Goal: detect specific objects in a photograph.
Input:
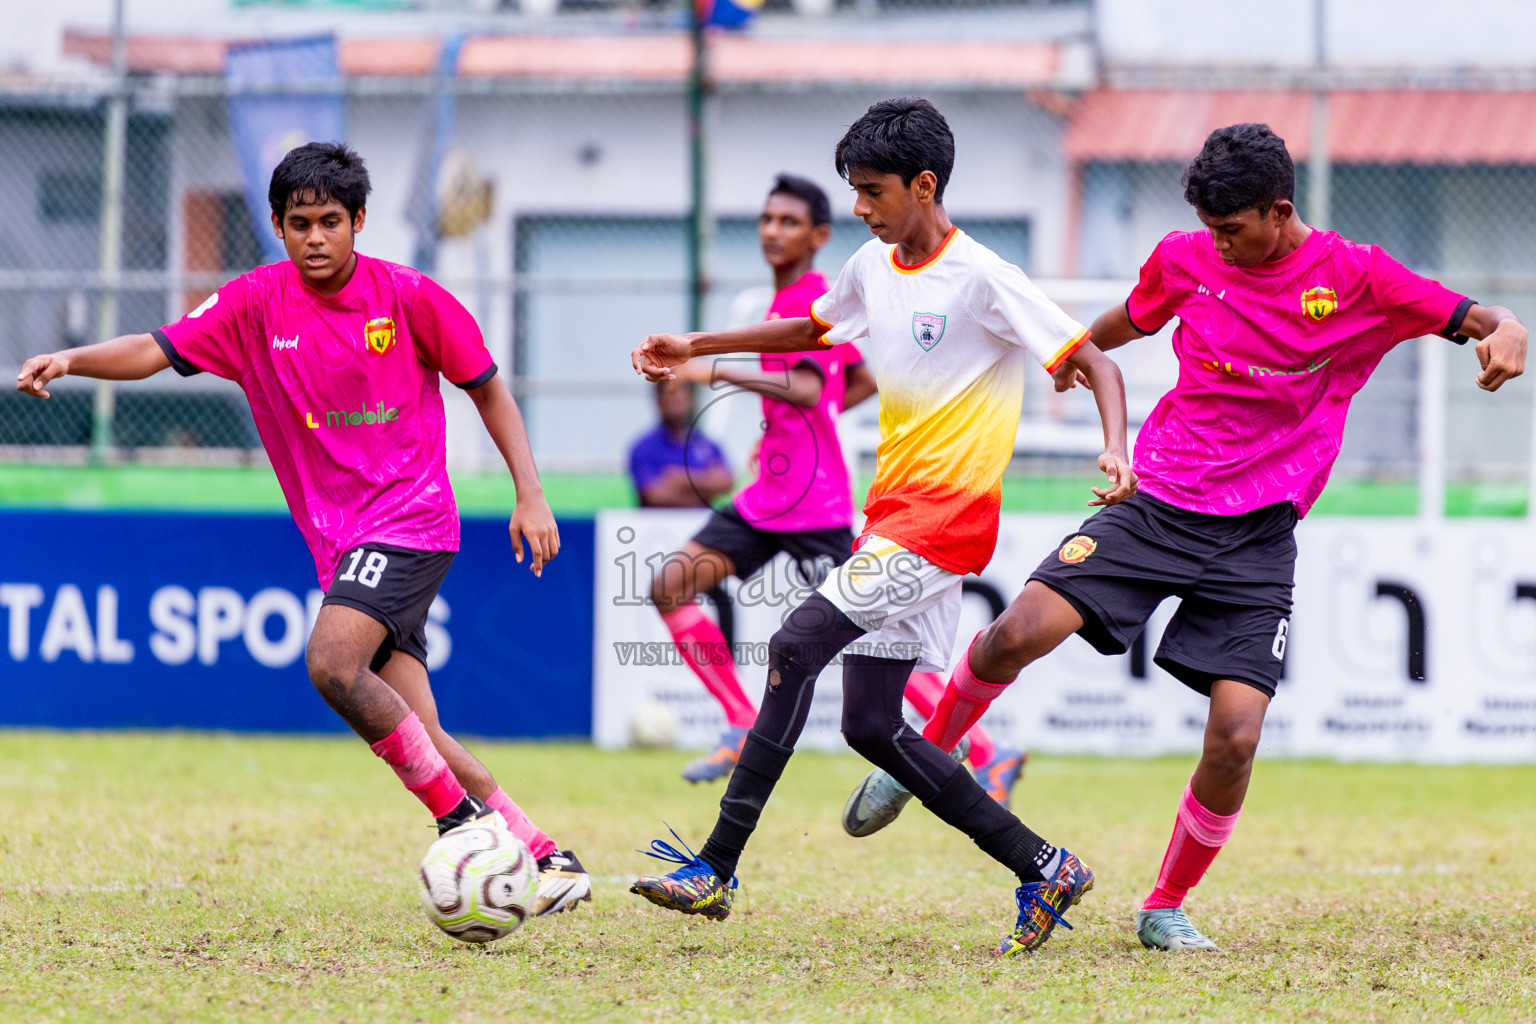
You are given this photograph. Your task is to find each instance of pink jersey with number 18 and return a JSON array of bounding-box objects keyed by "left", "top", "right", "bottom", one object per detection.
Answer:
[
  {"left": 154, "top": 254, "right": 496, "bottom": 586},
  {"left": 1127, "top": 228, "right": 1471, "bottom": 518}
]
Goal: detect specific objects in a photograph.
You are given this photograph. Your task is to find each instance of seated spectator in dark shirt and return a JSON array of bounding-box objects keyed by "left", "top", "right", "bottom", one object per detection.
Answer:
[{"left": 629, "top": 379, "right": 734, "bottom": 508}]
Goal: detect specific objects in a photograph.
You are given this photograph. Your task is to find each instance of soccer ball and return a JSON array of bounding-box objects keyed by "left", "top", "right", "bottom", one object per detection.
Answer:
[
  {"left": 417, "top": 818, "right": 538, "bottom": 943},
  {"left": 630, "top": 697, "right": 679, "bottom": 748}
]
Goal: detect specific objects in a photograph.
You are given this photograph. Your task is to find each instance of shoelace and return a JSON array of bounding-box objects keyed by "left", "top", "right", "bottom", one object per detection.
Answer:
[
  {"left": 638, "top": 824, "right": 739, "bottom": 888},
  {"left": 1014, "top": 883, "right": 1073, "bottom": 933}
]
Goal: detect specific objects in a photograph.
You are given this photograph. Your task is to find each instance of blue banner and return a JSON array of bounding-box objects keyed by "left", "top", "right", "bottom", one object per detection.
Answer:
[
  {"left": 0, "top": 512, "right": 594, "bottom": 738},
  {"left": 225, "top": 35, "right": 346, "bottom": 264}
]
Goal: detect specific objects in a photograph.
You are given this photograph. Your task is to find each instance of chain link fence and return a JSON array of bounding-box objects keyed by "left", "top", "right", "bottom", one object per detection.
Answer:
[{"left": 1, "top": 63, "right": 1532, "bottom": 502}]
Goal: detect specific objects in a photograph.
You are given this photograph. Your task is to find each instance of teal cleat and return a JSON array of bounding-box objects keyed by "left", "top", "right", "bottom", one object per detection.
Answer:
[
  {"left": 681, "top": 726, "right": 750, "bottom": 784},
  {"left": 1136, "top": 907, "right": 1219, "bottom": 951},
  {"left": 995, "top": 849, "right": 1094, "bottom": 956},
  {"left": 629, "top": 825, "right": 738, "bottom": 921},
  {"left": 841, "top": 736, "right": 971, "bottom": 838}
]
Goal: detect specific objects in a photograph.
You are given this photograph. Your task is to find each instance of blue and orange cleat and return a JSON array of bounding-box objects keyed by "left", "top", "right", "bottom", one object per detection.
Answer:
[
  {"left": 995, "top": 849, "right": 1095, "bottom": 956},
  {"left": 629, "top": 825, "right": 738, "bottom": 921},
  {"left": 974, "top": 747, "right": 1028, "bottom": 810},
  {"left": 681, "top": 727, "right": 750, "bottom": 784}
]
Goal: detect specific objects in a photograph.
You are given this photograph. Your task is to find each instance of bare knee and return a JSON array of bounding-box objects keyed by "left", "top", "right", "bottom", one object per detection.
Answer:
[
  {"left": 305, "top": 640, "right": 367, "bottom": 701},
  {"left": 1201, "top": 719, "right": 1261, "bottom": 780}
]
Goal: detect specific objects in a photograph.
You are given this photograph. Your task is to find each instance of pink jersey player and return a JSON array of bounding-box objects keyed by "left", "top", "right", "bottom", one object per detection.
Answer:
[
  {"left": 157, "top": 254, "right": 491, "bottom": 586},
  {"left": 16, "top": 142, "right": 592, "bottom": 916},
  {"left": 914, "top": 123, "right": 1526, "bottom": 954}
]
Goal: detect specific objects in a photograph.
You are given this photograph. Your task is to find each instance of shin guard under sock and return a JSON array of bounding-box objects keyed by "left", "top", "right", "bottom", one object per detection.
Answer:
[
  {"left": 660, "top": 604, "right": 757, "bottom": 729},
  {"left": 923, "top": 767, "right": 1057, "bottom": 882},
  {"left": 1142, "top": 782, "right": 1241, "bottom": 909},
  {"left": 699, "top": 730, "right": 794, "bottom": 882},
  {"left": 922, "top": 634, "right": 1013, "bottom": 753},
  {"left": 369, "top": 712, "right": 466, "bottom": 818},
  {"left": 485, "top": 786, "right": 558, "bottom": 861}
]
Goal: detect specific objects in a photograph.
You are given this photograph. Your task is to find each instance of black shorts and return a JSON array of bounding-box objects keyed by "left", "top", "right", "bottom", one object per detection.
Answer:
[
  {"left": 322, "top": 542, "right": 455, "bottom": 672},
  {"left": 1029, "top": 493, "right": 1297, "bottom": 698},
  {"left": 692, "top": 501, "right": 855, "bottom": 585}
]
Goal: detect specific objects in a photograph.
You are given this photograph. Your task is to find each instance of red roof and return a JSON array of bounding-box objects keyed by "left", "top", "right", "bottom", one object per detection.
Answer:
[
  {"left": 1064, "top": 89, "right": 1536, "bottom": 164},
  {"left": 63, "top": 29, "right": 1060, "bottom": 87}
]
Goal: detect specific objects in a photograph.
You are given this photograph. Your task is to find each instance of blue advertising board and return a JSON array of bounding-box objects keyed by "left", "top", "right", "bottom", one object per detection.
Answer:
[{"left": 0, "top": 511, "right": 594, "bottom": 738}]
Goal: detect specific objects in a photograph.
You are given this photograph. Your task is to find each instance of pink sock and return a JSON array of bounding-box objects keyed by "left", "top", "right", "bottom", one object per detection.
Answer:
[
  {"left": 369, "top": 712, "right": 466, "bottom": 818},
  {"left": 485, "top": 787, "right": 558, "bottom": 861},
  {"left": 904, "top": 671, "right": 996, "bottom": 767},
  {"left": 1142, "top": 782, "right": 1242, "bottom": 910},
  {"left": 921, "top": 634, "right": 1013, "bottom": 753},
  {"left": 660, "top": 604, "right": 756, "bottom": 729}
]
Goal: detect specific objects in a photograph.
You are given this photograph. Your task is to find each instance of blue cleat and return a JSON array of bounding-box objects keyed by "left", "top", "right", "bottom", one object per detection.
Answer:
[
  {"left": 629, "top": 825, "right": 738, "bottom": 921},
  {"left": 995, "top": 849, "right": 1094, "bottom": 956}
]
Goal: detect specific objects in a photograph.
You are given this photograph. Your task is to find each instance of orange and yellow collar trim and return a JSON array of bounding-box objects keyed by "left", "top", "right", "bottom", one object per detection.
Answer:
[{"left": 890, "top": 226, "right": 961, "bottom": 275}]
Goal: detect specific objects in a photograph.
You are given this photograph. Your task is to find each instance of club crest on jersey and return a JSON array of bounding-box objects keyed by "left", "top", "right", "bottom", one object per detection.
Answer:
[
  {"left": 364, "top": 317, "right": 396, "bottom": 355},
  {"left": 1058, "top": 535, "right": 1097, "bottom": 564},
  {"left": 1301, "top": 286, "right": 1338, "bottom": 323},
  {"left": 912, "top": 312, "right": 946, "bottom": 351}
]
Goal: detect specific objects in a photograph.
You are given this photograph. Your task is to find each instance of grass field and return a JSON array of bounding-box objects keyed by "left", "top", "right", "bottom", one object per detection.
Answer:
[{"left": 3, "top": 732, "right": 1535, "bottom": 1023}]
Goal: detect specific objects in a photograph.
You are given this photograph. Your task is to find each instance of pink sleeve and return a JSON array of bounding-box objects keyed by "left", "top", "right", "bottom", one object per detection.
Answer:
[
  {"left": 154, "top": 277, "right": 255, "bottom": 381},
  {"left": 1125, "top": 239, "right": 1177, "bottom": 335},
  {"left": 1369, "top": 248, "right": 1471, "bottom": 343},
  {"left": 408, "top": 275, "right": 497, "bottom": 388}
]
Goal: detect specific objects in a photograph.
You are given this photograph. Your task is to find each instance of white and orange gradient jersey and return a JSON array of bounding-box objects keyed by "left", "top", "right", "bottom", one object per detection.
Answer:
[{"left": 810, "top": 226, "right": 1089, "bottom": 576}]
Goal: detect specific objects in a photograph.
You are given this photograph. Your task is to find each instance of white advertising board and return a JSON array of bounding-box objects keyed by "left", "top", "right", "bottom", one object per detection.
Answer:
[{"left": 593, "top": 510, "right": 1536, "bottom": 763}]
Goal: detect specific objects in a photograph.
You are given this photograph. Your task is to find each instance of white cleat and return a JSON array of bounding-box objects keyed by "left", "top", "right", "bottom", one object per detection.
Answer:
[
  {"left": 530, "top": 849, "right": 593, "bottom": 917},
  {"left": 841, "top": 737, "right": 970, "bottom": 838}
]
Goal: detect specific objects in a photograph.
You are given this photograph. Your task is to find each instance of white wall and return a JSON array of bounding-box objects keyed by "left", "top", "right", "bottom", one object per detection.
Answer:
[{"left": 1097, "top": 0, "right": 1536, "bottom": 69}]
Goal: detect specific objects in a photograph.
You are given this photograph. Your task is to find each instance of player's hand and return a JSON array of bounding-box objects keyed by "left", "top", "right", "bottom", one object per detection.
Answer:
[
  {"left": 1475, "top": 319, "right": 1527, "bottom": 391},
  {"left": 1090, "top": 452, "right": 1137, "bottom": 506},
  {"left": 509, "top": 494, "right": 560, "bottom": 577},
  {"left": 1052, "top": 359, "right": 1090, "bottom": 393},
  {"left": 16, "top": 352, "right": 70, "bottom": 399},
  {"left": 632, "top": 333, "right": 694, "bottom": 382}
]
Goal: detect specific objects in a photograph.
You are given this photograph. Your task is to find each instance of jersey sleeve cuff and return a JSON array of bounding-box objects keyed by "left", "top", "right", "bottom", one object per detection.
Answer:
[
  {"left": 152, "top": 329, "right": 201, "bottom": 377},
  {"left": 793, "top": 355, "right": 826, "bottom": 381},
  {"left": 808, "top": 306, "right": 836, "bottom": 345},
  {"left": 452, "top": 361, "right": 498, "bottom": 390},
  {"left": 1124, "top": 300, "right": 1159, "bottom": 337},
  {"left": 1441, "top": 296, "right": 1476, "bottom": 344},
  {"left": 1042, "top": 327, "right": 1091, "bottom": 374}
]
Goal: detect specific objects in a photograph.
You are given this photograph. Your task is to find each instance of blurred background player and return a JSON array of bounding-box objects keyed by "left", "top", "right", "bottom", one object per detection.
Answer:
[
  {"left": 655, "top": 173, "right": 1024, "bottom": 802},
  {"left": 627, "top": 98, "right": 1135, "bottom": 956},
  {"left": 628, "top": 377, "right": 735, "bottom": 510},
  {"left": 15, "top": 142, "right": 592, "bottom": 919},
  {"left": 904, "top": 122, "right": 1528, "bottom": 953}
]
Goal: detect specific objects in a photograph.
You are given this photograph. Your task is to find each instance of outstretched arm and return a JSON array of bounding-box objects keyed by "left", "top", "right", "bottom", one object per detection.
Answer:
[
  {"left": 16, "top": 333, "right": 170, "bottom": 398},
  {"left": 632, "top": 317, "right": 826, "bottom": 382},
  {"left": 1051, "top": 303, "right": 1148, "bottom": 391},
  {"left": 1458, "top": 304, "right": 1526, "bottom": 392},
  {"left": 1061, "top": 341, "right": 1137, "bottom": 507},
  {"left": 465, "top": 374, "right": 559, "bottom": 577},
  {"left": 673, "top": 357, "right": 824, "bottom": 407}
]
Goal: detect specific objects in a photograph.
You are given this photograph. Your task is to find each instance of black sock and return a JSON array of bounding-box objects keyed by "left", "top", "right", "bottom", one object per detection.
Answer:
[
  {"left": 695, "top": 594, "right": 865, "bottom": 881},
  {"left": 922, "top": 769, "right": 1057, "bottom": 882},
  {"left": 699, "top": 731, "right": 794, "bottom": 881}
]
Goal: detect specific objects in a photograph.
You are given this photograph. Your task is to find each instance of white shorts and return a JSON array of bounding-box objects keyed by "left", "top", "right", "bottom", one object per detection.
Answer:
[{"left": 816, "top": 535, "right": 963, "bottom": 673}]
